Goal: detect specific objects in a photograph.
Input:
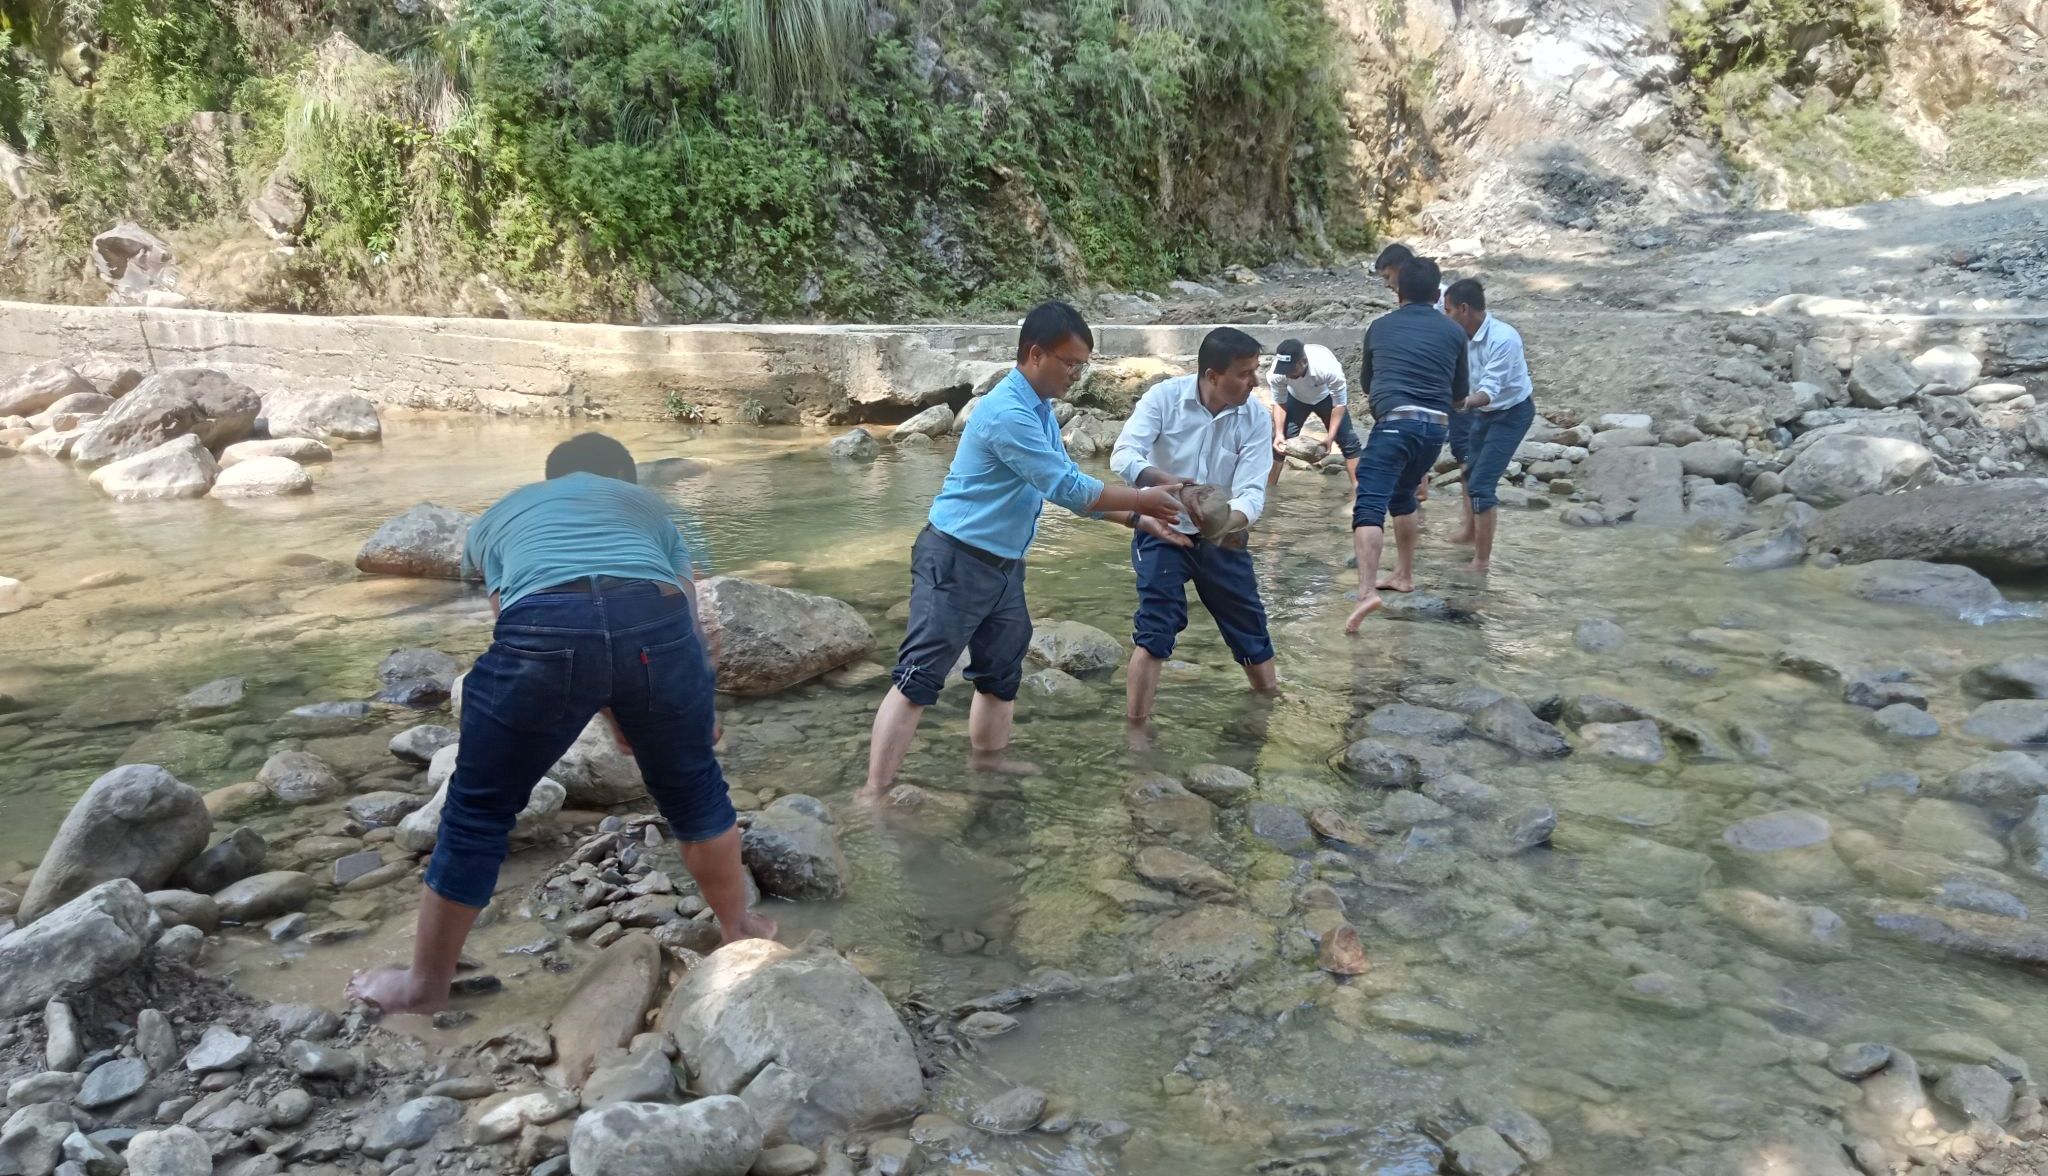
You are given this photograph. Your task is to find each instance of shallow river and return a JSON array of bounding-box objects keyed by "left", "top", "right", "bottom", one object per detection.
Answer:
[{"left": 3, "top": 416, "right": 2046, "bottom": 1174}]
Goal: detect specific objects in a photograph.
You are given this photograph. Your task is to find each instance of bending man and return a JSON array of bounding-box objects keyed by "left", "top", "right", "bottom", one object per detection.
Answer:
[
  {"left": 1346, "top": 258, "right": 1469, "bottom": 633},
  {"left": 1264, "top": 338, "right": 1362, "bottom": 488},
  {"left": 1113, "top": 328, "right": 1278, "bottom": 727},
  {"left": 1374, "top": 243, "right": 1458, "bottom": 502},
  {"left": 862, "top": 302, "right": 1183, "bottom": 798},
  {"left": 1443, "top": 278, "right": 1535, "bottom": 572},
  {"left": 348, "top": 433, "right": 772, "bottom": 1015}
]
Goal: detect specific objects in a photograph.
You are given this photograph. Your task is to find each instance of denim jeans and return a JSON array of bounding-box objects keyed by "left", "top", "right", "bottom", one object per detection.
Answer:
[
  {"left": 1131, "top": 531, "right": 1274, "bottom": 665},
  {"left": 424, "top": 579, "right": 732, "bottom": 908},
  {"left": 1280, "top": 396, "right": 1363, "bottom": 459},
  {"left": 1352, "top": 418, "right": 1449, "bottom": 530},
  {"left": 1464, "top": 398, "right": 1536, "bottom": 514},
  {"left": 891, "top": 527, "right": 1031, "bottom": 706}
]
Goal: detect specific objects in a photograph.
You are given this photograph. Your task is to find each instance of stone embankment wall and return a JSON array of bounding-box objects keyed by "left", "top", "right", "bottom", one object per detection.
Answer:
[{"left": 1, "top": 299, "right": 2044, "bottom": 426}]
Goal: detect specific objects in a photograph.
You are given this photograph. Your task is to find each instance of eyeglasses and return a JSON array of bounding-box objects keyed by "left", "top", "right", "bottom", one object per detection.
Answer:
[{"left": 1044, "top": 352, "right": 1091, "bottom": 376}]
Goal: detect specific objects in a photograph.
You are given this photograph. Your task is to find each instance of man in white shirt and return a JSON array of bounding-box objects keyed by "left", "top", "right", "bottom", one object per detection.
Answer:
[
  {"left": 1442, "top": 278, "right": 1536, "bottom": 574},
  {"left": 1111, "top": 327, "right": 1278, "bottom": 726},
  {"left": 1263, "top": 338, "right": 1362, "bottom": 487}
]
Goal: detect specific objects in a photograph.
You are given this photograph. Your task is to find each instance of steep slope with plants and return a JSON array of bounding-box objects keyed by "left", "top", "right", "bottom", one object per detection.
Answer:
[{"left": 0, "top": 0, "right": 1365, "bottom": 320}]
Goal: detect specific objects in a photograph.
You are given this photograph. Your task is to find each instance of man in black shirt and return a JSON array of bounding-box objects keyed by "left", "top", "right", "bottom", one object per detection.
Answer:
[{"left": 1346, "top": 257, "right": 1470, "bottom": 634}]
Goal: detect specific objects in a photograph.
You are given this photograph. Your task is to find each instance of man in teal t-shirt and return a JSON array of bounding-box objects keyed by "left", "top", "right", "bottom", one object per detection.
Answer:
[{"left": 347, "top": 433, "right": 773, "bottom": 1016}]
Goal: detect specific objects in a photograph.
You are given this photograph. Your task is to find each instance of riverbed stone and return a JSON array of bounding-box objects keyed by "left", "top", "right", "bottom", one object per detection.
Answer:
[
  {"left": 257, "top": 751, "right": 339, "bottom": 805},
  {"left": 892, "top": 405, "right": 953, "bottom": 440},
  {"left": 1026, "top": 621, "right": 1123, "bottom": 677},
  {"left": 545, "top": 933, "right": 662, "bottom": 1089},
  {"left": 145, "top": 890, "right": 218, "bottom": 932},
  {"left": 18, "top": 764, "right": 211, "bottom": 924},
  {"left": 1369, "top": 995, "right": 1478, "bottom": 1039},
  {"left": 1132, "top": 846, "right": 1233, "bottom": 900},
  {"left": 1573, "top": 619, "right": 1627, "bottom": 652},
  {"left": 1338, "top": 739, "right": 1425, "bottom": 787},
  {"left": 2009, "top": 797, "right": 2048, "bottom": 880},
  {"left": 356, "top": 503, "right": 477, "bottom": 579},
  {"left": 1844, "top": 559, "right": 2005, "bottom": 620},
  {"left": 750, "top": 1145, "right": 818, "bottom": 1176},
  {"left": 0, "top": 1102, "right": 76, "bottom": 1176},
  {"left": 1961, "top": 700, "right": 2048, "bottom": 747},
  {"left": 212, "top": 871, "right": 313, "bottom": 924},
  {"left": 1468, "top": 697, "right": 1569, "bottom": 758},
  {"left": 473, "top": 1086, "right": 581, "bottom": 1142},
  {"left": 0, "top": 880, "right": 152, "bottom": 1016},
  {"left": 828, "top": 429, "right": 878, "bottom": 461},
  {"left": 389, "top": 724, "right": 457, "bottom": 765},
  {"left": 1445, "top": 1125, "right": 1523, "bottom": 1176},
  {"left": 1183, "top": 764, "right": 1254, "bottom": 805},
  {"left": 362, "top": 1096, "right": 462, "bottom": 1158},
  {"left": 1365, "top": 703, "right": 1467, "bottom": 743},
  {"left": 283, "top": 1040, "right": 357, "bottom": 1080},
  {"left": 697, "top": 578, "right": 873, "bottom": 695},
  {"left": 1724, "top": 809, "right": 1830, "bottom": 854},
  {"left": 123, "top": 1127, "right": 211, "bottom": 1176},
  {"left": 1579, "top": 720, "right": 1665, "bottom": 764},
  {"left": 662, "top": 940, "right": 922, "bottom": 1142},
  {"left": 397, "top": 747, "right": 563, "bottom": 852},
  {"left": 741, "top": 799, "right": 847, "bottom": 900},
  {"left": 77, "top": 1059, "right": 149, "bottom": 1109},
  {"left": 1964, "top": 655, "right": 2048, "bottom": 701},
  {"left": 346, "top": 791, "right": 423, "bottom": 828},
  {"left": 1866, "top": 900, "right": 2048, "bottom": 967},
  {"left": 218, "top": 437, "right": 331, "bottom": 467},
  {"left": 0, "top": 362, "right": 93, "bottom": 417},
  {"left": 1701, "top": 888, "right": 1851, "bottom": 961},
  {"left": 261, "top": 390, "right": 381, "bottom": 441},
  {"left": 568, "top": 1097, "right": 762, "bottom": 1176},
  {"left": 375, "top": 647, "right": 461, "bottom": 707},
  {"left": 1873, "top": 703, "right": 1939, "bottom": 738},
  {"left": 1247, "top": 802, "right": 1314, "bottom": 850},
  {"left": 544, "top": 717, "right": 642, "bottom": 806},
  {"left": 580, "top": 1049, "right": 678, "bottom": 1109},
  {"left": 1141, "top": 906, "right": 1273, "bottom": 986},
  {"left": 86, "top": 434, "right": 218, "bottom": 501},
  {"left": 178, "top": 678, "right": 244, "bottom": 715},
  {"left": 183, "top": 1026, "right": 253, "bottom": 1074},
  {"left": 1783, "top": 434, "right": 1933, "bottom": 507},
  {"left": 173, "top": 827, "right": 266, "bottom": 894},
  {"left": 1934, "top": 1064, "right": 2013, "bottom": 1123},
  {"left": 70, "top": 382, "right": 204, "bottom": 467},
  {"left": 208, "top": 457, "right": 310, "bottom": 499},
  {"left": 971, "top": 1086, "right": 1047, "bottom": 1134}
]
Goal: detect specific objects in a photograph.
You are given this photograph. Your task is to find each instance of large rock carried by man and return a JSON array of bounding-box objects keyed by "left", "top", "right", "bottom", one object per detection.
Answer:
[
  {"left": 694, "top": 577, "right": 873, "bottom": 695},
  {"left": 18, "top": 764, "right": 212, "bottom": 923}
]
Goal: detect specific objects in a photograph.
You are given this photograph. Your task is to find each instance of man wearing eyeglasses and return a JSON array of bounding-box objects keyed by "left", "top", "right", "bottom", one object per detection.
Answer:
[{"left": 861, "top": 301, "right": 1185, "bottom": 799}]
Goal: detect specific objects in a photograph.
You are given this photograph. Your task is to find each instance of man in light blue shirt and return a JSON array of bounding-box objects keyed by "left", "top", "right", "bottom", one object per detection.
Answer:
[
  {"left": 1443, "top": 278, "right": 1536, "bottom": 574},
  {"left": 1112, "top": 328, "right": 1278, "bottom": 729},
  {"left": 862, "top": 302, "right": 1183, "bottom": 798}
]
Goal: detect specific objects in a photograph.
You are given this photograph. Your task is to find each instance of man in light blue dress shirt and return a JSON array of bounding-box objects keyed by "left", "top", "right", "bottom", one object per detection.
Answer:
[
  {"left": 861, "top": 302, "right": 1184, "bottom": 798},
  {"left": 1111, "top": 328, "right": 1278, "bottom": 729},
  {"left": 1443, "top": 278, "right": 1536, "bottom": 574}
]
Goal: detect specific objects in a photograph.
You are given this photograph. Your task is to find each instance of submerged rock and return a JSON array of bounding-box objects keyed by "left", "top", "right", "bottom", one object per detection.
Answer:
[
  {"left": 1961, "top": 700, "right": 2048, "bottom": 747},
  {"left": 1141, "top": 905, "right": 1274, "bottom": 986},
  {"left": 1866, "top": 900, "right": 2048, "bottom": 967},
  {"left": 1026, "top": 621, "right": 1123, "bottom": 677},
  {"left": 569, "top": 1097, "right": 763, "bottom": 1176},
  {"left": 18, "top": 764, "right": 211, "bottom": 924},
  {"left": 355, "top": 503, "right": 477, "bottom": 580},
  {"left": 661, "top": 939, "right": 922, "bottom": 1143},
  {"left": 1811, "top": 481, "right": 2048, "bottom": 576},
  {"left": 1843, "top": 559, "right": 2005, "bottom": 621},
  {"left": 1701, "top": 888, "right": 1852, "bottom": 961},
  {"left": 697, "top": 577, "right": 874, "bottom": 695},
  {"left": 1468, "top": 697, "right": 1570, "bottom": 758},
  {"left": 741, "top": 798, "right": 848, "bottom": 900},
  {"left": 86, "top": 434, "right": 217, "bottom": 501},
  {"left": 1964, "top": 655, "right": 2048, "bottom": 700}
]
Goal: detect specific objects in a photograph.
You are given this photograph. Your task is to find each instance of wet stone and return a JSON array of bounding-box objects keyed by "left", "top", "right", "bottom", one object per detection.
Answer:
[
  {"left": 1934, "top": 1063, "right": 2014, "bottom": 1123},
  {"left": 1247, "top": 803, "right": 1314, "bottom": 851},
  {"left": 78, "top": 1058, "right": 150, "bottom": 1108},
  {"left": 183, "top": 1026, "right": 253, "bottom": 1073},
  {"left": 1573, "top": 619, "right": 1627, "bottom": 653},
  {"left": 1444, "top": 1125, "right": 1524, "bottom": 1176},
  {"left": 1861, "top": 771, "right": 1920, "bottom": 795},
  {"left": 1364, "top": 703, "right": 1467, "bottom": 743},
  {"left": 971, "top": 1086, "right": 1047, "bottom": 1134},
  {"left": 1183, "top": 764, "right": 1255, "bottom": 805},
  {"left": 1873, "top": 703, "right": 1940, "bottom": 738},
  {"left": 1723, "top": 809, "right": 1830, "bottom": 853},
  {"left": 956, "top": 1012, "right": 1018, "bottom": 1038},
  {"left": 1828, "top": 1043, "right": 1891, "bottom": 1080},
  {"left": 332, "top": 851, "right": 385, "bottom": 888}
]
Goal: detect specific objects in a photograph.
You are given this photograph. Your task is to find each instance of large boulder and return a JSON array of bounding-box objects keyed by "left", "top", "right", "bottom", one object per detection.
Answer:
[
  {"left": 1579, "top": 446, "right": 1685, "bottom": 524},
  {"left": 740, "top": 798, "right": 848, "bottom": 900},
  {"left": 1677, "top": 439, "right": 1745, "bottom": 483},
  {"left": 376, "top": 647, "right": 461, "bottom": 707},
  {"left": 86, "top": 434, "right": 218, "bottom": 501},
  {"left": 1964, "top": 656, "right": 2048, "bottom": 701},
  {"left": 209, "top": 456, "right": 312, "bottom": 498},
  {"left": 1809, "top": 481, "right": 2048, "bottom": 576},
  {"left": 1843, "top": 560, "right": 2006, "bottom": 621},
  {"left": 828, "top": 429, "right": 878, "bottom": 462},
  {"left": 1848, "top": 352, "right": 1920, "bottom": 407},
  {"left": 548, "top": 933, "right": 663, "bottom": 1088},
  {"left": 262, "top": 391, "right": 382, "bottom": 441},
  {"left": 0, "top": 880, "right": 154, "bottom": 1016},
  {"left": 1027, "top": 620, "right": 1124, "bottom": 676},
  {"left": 92, "top": 222, "right": 180, "bottom": 304},
  {"left": 661, "top": 940, "right": 923, "bottom": 1143},
  {"left": 0, "top": 362, "right": 94, "bottom": 417},
  {"left": 1911, "top": 344, "right": 1982, "bottom": 389},
  {"left": 144, "top": 369, "right": 261, "bottom": 448},
  {"left": 18, "top": 764, "right": 211, "bottom": 924},
  {"left": 70, "top": 381, "right": 205, "bottom": 468},
  {"left": 1783, "top": 434, "right": 1933, "bottom": 508},
  {"left": 356, "top": 503, "right": 478, "bottom": 579},
  {"left": 397, "top": 744, "right": 565, "bottom": 852},
  {"left": 545, "top": 717, "right": 644, "bottom": 806},
  {"left": 695, "top": 577, "right": 873, "bottom": 696},
  {"left": 891, "top": 405, "right": 954, "bottom": 441},
  {"left": 568, "top": 1097, "right": 762, "bottom": 1176}
]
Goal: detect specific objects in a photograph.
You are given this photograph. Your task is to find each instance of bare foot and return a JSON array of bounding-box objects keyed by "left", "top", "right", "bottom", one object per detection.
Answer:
[
  {"left": 1448, "top": 529, "right": 1476, "bottom": 545},
  {"left": 1374, "top": 575, "right": 1414, "bottom": 592},
  {"left": 967, "top": 750, "right": 1041, "bottom": 775},
  {"left": 345, "top": 967, "right": 448, "bottom": 1016},
  {"left": 1415, "top": 481, "right": 1432, "bottom": 503},
  {"left": 1125, "top": 719, "right": 1156, "bottom": 753},
  {"left": 1344, "top": 593, "right": 1385, "bottom": 634},
  {"left": 720, "top": 912, "right": 779, "bottom": 944},
  {"left": 1467, "top": 559, "right": 1490, "bottom": 575}
]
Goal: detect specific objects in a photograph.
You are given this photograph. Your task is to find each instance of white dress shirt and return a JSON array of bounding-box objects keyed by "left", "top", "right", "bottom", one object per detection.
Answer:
[
  {"left": 1112, "top": 374, "right": 1275, "bottom": 535},
  {"left": 1267, "top": 343, "right": 1350, "bottom": 407},
  {"left": 1467, "top": 314, "right": 1534, "bottom": 413}
]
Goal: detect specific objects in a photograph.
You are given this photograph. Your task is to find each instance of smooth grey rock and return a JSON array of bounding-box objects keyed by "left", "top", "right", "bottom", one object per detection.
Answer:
[
  {"left": 283, "top": 1040, "right": 357, "bottom": 1080},
  {"left": 1445, "top": 1125, "right": 1524, "bottom": 1176},
  {"left": 375, "top": 648, "right": 461, "bottom": 708},
  {"left": 1573, "top": 619, "right": 1626, "bottom": 652},
  {"left": 1140, "top": 906, "right": 1273, "bottom": 986},
  {"left": 1365, "top": 703, "right": 1467, "bottom": 742},
  {"left": 1961, "top": 650, "right": 2048, "bottom": 701},
  {"left": 178, "top": 679, "right": 244, "bottom": 715},
  {"left": 1701, "top": 888, "right": 1851, "bottom": 961},
  {"left": 362, "top": 1096, "right": 462, "bottom": 1159},
  {"left": 1246, "top": 803, "right": 1314, "bottom": 851},
  {"left": 173, "top": 828, "right": 266, "bottom": 895},
  {"left": 1827, "top": 1042, "right": 1891, "bottom": 1080},
  {"left": 1933, "top": 1063, "right": 2013, "bottom": 1123},
  {"left": 1468, "top": 697, "right": 1569, "bottom": 758},
  {"left": 124, "top": 1127, "right": 212, "bottom": 1176},
  {"left": 741, "top": 800, "right": 847, "bottom": 901},
  {"left": 1336, "top": 739, "right": 1424, "bottom": 787},
  {"left": 1873, "top": 703, "right": 1940, "bottom": 738},
  {"left": 828, "top": 429, "right": 879, "bottom": 462},
  {"left": 356, "top": 503, "right": 477, "bottom": 580},
  {"left": 1844, "top": 559, "right": 2005, "bottom": 621},
  {"left": 18, "top": 765, "right": 211, "bottom": 925},
  {"left": 1811, "top": 481, "right": 2048, "bottom": 576},
  {"left": 1182, "top": 764, "right": 1254, "bottom": 805},
  {"left": 1784, "top": 435, "right": 1933, "bottom": 507},
  {"left": 1723, "top": 809, "right": 1830, "bottom": 853},
  {"left": 388, "top": 725, "right": 457, "bottom": 766},
  {"left": 78, "top": 1059, "right": 150, "bottom": 1109},
  {"left": 580, "top": 1050, "right": 678, "bottom": 1108},
  {"left": 1962, "top": 700, "right": 2048, "bottom": 748},
  {"left": 212, "top": 872, "right": 313, "bottom": 923},
  {"left": 970, "top": 1086, "right": 1047, "bottom": 1134},
  {"left": 1580, "top": 720, "right": 1665, "bottom": 764},
  {"left": 1025, "top": 621, "right": 1122, "bottom": 677},
  {"left": 43, "top": 1001, "right": 82, "bottom": 1072},
  {"left": 567, "top": 1096, "right": 762, "bottom": 1176},
  {"left": 183, "top": 1026, "right": 252, "bottom": 1074},
  {"left": 1849, "top": 352, "right": 1919, "bottom": 408},
  {"left": 697, "top": 578, "right": 873, "bottom": 695}
]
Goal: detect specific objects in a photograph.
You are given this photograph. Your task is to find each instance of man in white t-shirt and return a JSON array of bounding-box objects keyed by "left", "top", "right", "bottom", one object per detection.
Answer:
[{"left": 1262, "top": 339, "right": 1362, "bottom": 487}]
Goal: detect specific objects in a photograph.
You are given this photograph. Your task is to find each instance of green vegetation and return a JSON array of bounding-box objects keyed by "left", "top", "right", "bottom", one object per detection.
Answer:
[{"left": 0, "top": 0, "right": 1364, "bottom": 321}]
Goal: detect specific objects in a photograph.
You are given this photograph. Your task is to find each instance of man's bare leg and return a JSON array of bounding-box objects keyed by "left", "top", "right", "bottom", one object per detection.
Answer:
[
  {"left": 1346, "top": 525, "right": 1387, "bottom": 633},
  {"left": 1267, "top": 459, "right": 1284, "bottom": 490},
  {"left": 345, "top": 888, "right": 481, "bottom": 1015},
  {"left": 1242, "top": 658, "right": 1279, "bottom": 694},
  {"left": 681, "top": 826, "right": 777, "bottom": 942},
  {"left": 1470, "top": 507, "right": 1499, "bottom": 574},
  {"left": 1343, "top": 457, "right": 1359, "bottom": 490},
  {"left": 1450, "top": 469, "right": 1477, "bottom": 544},
  {"left": 861, "top": 687, "right": 925, "bottom": 799},
  {"left": 967, "top": 691, "right": 1037, "bottom": 774},
  {"left": 1376, "top": 512, "right": 1421, "bottom": 592},
  {"left": 1127, "top": 647, "right": 1165, "bottom": 723}
]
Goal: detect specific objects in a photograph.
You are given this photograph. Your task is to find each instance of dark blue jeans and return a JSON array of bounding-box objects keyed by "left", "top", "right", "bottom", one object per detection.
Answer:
[
  {"left": 1132, "top": 531, "right": 1273, "bottom": 665},
  {"left": 1447, "top": 408, "right": 1473, "bottom": 464},
  {"left": 891, "top": 527, "right": 1031, "bottom": 706},
  {"left": 425, "top": 579, "right": 732, "bottom": 908},
  {"left": 1464, "top": 398, "right": 1536, "bottom": 514},
  {"left": 1281, "top": 396, "right": 1363, "bottom": 459},
  {"left": 1352, "top": 418, "right": 1448, "bottom": 530}
]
